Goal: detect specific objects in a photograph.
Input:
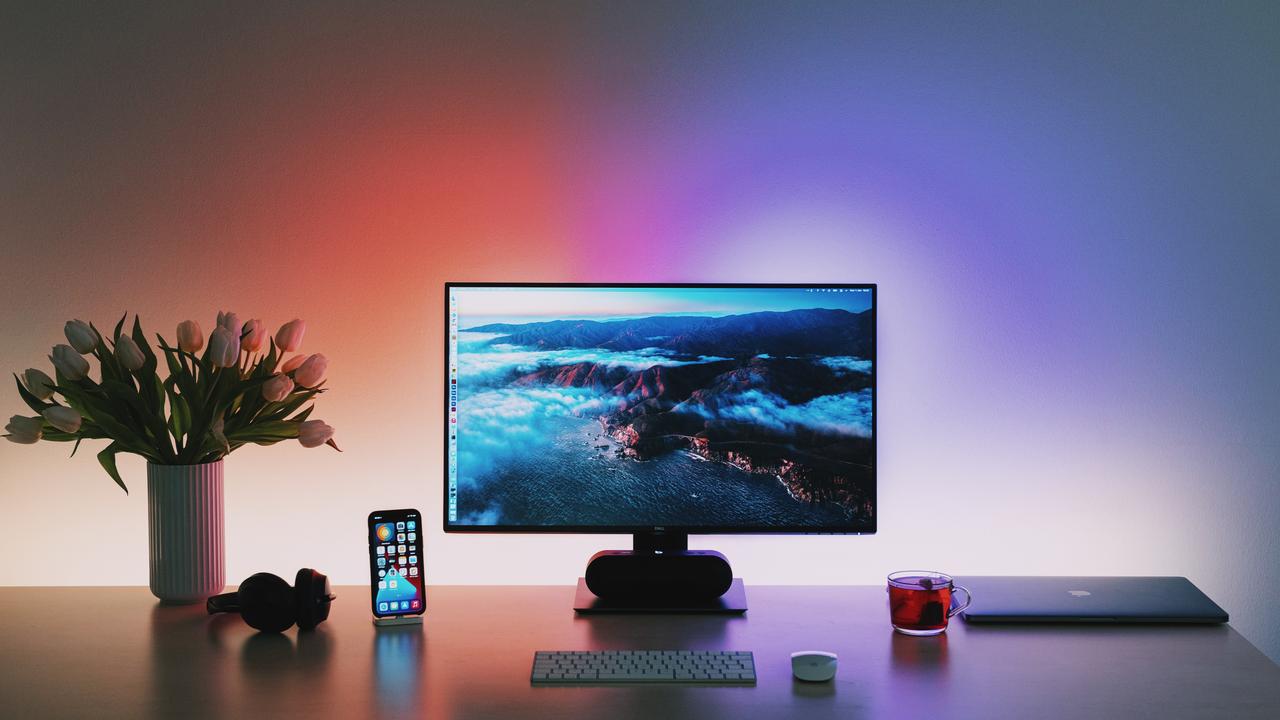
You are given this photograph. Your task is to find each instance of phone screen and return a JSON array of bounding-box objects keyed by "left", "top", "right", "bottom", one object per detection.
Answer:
[{"left": 368, "top": 508, "right": 425, "bottom": 618}]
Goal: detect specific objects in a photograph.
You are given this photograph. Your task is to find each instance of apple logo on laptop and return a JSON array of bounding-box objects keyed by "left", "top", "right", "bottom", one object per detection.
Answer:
[{"left": 1068, "top": 590, "right": 1091, "bottom": 597}]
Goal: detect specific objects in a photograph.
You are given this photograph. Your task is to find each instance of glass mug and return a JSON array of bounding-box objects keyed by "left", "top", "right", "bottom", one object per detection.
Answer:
[{"left": 888, "top": 571, "right": 972, "bottom": 636}]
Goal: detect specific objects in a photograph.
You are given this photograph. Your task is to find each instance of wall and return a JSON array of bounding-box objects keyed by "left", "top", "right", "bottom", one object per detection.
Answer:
[{"left": 2, "top": 2, "right": 1278, "bottom": 662}]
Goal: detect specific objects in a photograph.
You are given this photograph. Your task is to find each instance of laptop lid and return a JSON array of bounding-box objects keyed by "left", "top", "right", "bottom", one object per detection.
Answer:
[{"left": 956, "top": 576, "right": 1229, "bottom": 624}]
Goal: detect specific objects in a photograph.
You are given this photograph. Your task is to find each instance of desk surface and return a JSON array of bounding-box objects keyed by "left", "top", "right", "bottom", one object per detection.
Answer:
[{"left": 1, "top": 585, "right": 1278, "bottom": 719}]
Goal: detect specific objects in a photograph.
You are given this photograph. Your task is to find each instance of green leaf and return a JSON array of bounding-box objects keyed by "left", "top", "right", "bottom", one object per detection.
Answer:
[
  {"left": 210, "top": 416, "right": 230, "bottom": 456},
  {"left": 163, "top": 378, "right": 191, "bottom": 447},
  {"left": 112, "top": 312, "right": 127, "bottom": 343},
  {"left": 157, "top": 337, "right": 202, "bottom": 414},
  {"left": 132, "top": 317, "right": 159, "bottom": 369},
  {"left": 70, "top": 436, "right": 83, "bottom": 457},
  {"left": 66, "top": 383, "right": 159, "bottom": 461},
  {"left": 100, "top": 377, "right": 174, "bottom": 462},
  {"left": 40, "top": 428, "right": 79, "bottom": 442},
  {"left": 88, "top": 321, "right": 111, "bottom": 354},
  {"left": 226, "top": 420, "right": 299, "bottom": 441},
  {"left": 289, "top": 404, "right": 314, "bottom": 423},
  {"left": 97, "top": 442, "right": 128, "bottom": 494},
  {"left": 157, "top": 335, "right": 183, "bottom": 375}
]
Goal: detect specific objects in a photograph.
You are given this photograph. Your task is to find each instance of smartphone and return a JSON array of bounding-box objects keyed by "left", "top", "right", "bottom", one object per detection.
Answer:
[{"left": 367, "top": 508, "right": 425, "bottom": 618}]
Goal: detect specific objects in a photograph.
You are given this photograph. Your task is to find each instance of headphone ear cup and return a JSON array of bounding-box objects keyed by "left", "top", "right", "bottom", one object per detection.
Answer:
[
  {"left": 294, "top": 568, "right": 332, "bottom": 630},
  {"left": 237, "top": 572, "right": 297, "bottom": 633}
]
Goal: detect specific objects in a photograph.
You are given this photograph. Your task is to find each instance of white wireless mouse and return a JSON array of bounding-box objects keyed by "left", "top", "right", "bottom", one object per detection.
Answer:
[{"left": 791, "top": 651, "right": 838, "bottom": 682}]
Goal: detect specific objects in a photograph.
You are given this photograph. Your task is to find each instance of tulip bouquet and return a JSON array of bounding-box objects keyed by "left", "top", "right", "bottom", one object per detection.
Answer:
[{"left": 5, "top": 312, "right": 339, "bottom": 492}]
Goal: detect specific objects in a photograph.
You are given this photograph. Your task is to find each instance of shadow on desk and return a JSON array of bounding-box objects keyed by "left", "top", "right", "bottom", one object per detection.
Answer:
[
  {"left": 579, "top": 611, "right": 736, "bottom": 648},
  {"left": 147, "top": 601, "right": 340, "bottom": 717}
]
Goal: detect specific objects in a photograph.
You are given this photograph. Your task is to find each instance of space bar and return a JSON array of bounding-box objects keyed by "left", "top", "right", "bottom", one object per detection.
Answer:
[{"left": 596, "top": 673, "right": 674, "bottom": 682}]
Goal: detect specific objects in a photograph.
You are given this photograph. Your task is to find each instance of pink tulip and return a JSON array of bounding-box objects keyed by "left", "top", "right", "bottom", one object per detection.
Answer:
[
  {"left": 115, "top": 335, "right": 145, "bottom": 371},
  {"left": 64, "top": 320, "right": 99, "bottom": 354},
  {"left": 208, "top": 327, "right": 240, "bottom": 368},
  {"left": 297, "top": 419, "right": 335, "bottom": 448},
  {"left": 293, "top": 353, "right": 328, "bottom": 388},
  {"left": 177, "top": 320, "right": 204, "bottom": 353},
  {"left": 216, "top": 311, "right": 243, "bottom": 338},
  {"left": 281, "top": 355, "right": 307, "bottom": 373},
  {"left": 49, "top": 344, "right": 89, "bottom": 381},
  {"left": 42, "top": 406, "right": 82, "bottom": 434},
  {"left": 4, "top": 415, "right": 42, "bottom": 444},
  {"left": 241, "top": 319, "right": 267, "bottom": 353},
  {"left": 275, "top": 319, "right": 306, "bottom": 353},
  {"left": 262, "top": 373, "right": 294, "bottom": 403},
  {"left": 21, "top": 368, "right": 55, "bottom": 401}
]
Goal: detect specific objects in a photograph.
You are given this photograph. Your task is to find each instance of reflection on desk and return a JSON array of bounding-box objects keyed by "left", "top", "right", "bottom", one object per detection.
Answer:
[{"left": 0, "top": 586, "right": 1276, "bottom": 719}]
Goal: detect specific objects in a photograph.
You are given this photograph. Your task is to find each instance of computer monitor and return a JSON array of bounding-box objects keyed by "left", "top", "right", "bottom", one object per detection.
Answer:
[{"left": 444, "top": 283, "right": 876, "bottom": 550}]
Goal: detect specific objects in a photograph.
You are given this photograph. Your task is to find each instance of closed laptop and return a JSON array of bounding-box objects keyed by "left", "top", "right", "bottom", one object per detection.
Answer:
[{"left": 957, "top": 576, "right": 1229, "bottom": 624}]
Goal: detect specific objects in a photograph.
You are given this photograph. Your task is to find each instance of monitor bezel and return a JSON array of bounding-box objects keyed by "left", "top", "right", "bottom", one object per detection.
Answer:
[{"left": 443, "top": 282, "right": 877, "bottom": 536}]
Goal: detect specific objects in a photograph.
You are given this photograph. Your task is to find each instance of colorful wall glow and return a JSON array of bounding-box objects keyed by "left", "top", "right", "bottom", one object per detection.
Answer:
[{"left": 2, "top": 3, "right": 1278, "bottom": 663}]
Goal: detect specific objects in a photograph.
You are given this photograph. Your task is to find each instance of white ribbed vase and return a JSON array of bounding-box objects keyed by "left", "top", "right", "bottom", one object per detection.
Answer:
[{"left": 147, "top": 461, "right": 225, "bottom": 603}]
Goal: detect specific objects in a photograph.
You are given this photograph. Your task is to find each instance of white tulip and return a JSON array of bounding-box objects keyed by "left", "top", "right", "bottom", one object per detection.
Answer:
[
  {"left": 217, "top": 311, "right": 243, "bottom": 339},
  {"left": 208, "top": 327, "right": 240, "bottom": 368},
  {"left": 4, "top": 415, "right": 43, "bottom": 444},
  {"left": 293, "top": 353, "right": 328, "bottom": 388},
  {"left": 49, "top": 344, "right": 89, "bottom": 381},
  {"left": 297, "top": 419, "right": 334, "bottom": 448},
  {"left": 41, "top": 406, "right": 82, "bottom": 434},
  {"left": 64, "top": 320, "right": 99, "bottom": 354},
  {"left": 281, "top": 354, "right": 307, "bottom": 374},
  {"left": 241, "top": 319, "right": 267, "bottom": 353},
  {"left": 177, "top": 320, "right": 204, "bottom": 353},
  {"left": 115, "top": 335, "right": 145, "bottom": 371},
  {"left": 275, "top": 319, "right": 306, "bottom": 353},
  {"left": 262, "top": 373, "right": 294, "bottom": 403},
  {"left": 21, "top": 368, "right": 56, "bottom": 401}
]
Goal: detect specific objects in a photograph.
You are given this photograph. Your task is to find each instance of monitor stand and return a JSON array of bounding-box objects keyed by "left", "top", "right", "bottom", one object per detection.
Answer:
[{"left": 573, "top": 532, "right": 747, "bottom": 614}]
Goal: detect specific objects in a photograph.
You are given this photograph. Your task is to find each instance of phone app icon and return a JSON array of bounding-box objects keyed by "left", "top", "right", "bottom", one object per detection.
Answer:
[
  {"left": 379, "top": 602, "right": 388, "bottom": 612},
  {"left": 396, "top": 521, "right": 405, "bottom": 531},
  {"left": 389, "top": 580, "right": 397, "bottom": 589},
  {"left": 398, "top": 556, "right": 406, "bottom": 565},
  {"left": 411, "top": 600, "right": 420, "bottom": 609},
  {"left": 377, "top": 557, "right": 386, "bottom": 567},
  {"left": 409, "top": 567, "right": 419, "bottom": 577},
  {"left": 375, "top": 523, "right": 394, "bottom": 542},
  {"left": 397, "top": 533, "right": 406, "bottom": 542},
  {"left": 407, "top": 521, "right": 416, "bottom": 530},
  {"left": 398, "top": 544, "right": 406, "bottom": 554},
  {"left": 378, "top": 581, "right": 386, "bottom": 589},
  {"left": 409, "top": 545, "right": 417, "bottom": 553},
  {"left": 408, "top": 532, "right": 416, "bottom": 542},
  {"left": 409, "top": 555, "right": 417, "bottom": 565},
  {"left": 376, "top": 546, "right": 385, "bottom": 555},
  {"left": 378, "top": 569, "right": 386, "bottom": 577}
]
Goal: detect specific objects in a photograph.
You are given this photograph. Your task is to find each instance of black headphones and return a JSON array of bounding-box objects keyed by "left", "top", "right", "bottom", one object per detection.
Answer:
[{"left": 207, "top": 568, "right": 336, "bottom": 633}]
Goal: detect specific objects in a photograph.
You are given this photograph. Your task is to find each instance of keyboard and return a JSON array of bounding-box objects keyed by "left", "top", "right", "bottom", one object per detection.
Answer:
[{"left": 531, "top": 650, "right": 756, "bottom": 684}]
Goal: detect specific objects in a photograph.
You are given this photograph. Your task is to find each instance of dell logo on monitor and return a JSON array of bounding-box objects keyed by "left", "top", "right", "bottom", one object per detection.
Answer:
[{"left": 1068, "top": 590, "right": 1091, "bottom": 597}]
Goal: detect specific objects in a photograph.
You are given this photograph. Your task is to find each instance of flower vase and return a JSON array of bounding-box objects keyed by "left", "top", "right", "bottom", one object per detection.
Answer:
[{"left": 147, "top": 460, "right": 225, "bottom": 603}]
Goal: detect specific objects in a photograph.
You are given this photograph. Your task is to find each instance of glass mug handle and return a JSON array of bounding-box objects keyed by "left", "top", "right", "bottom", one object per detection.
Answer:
[{"left": 948, "top": 584, "right": 972, "bottom": 618}]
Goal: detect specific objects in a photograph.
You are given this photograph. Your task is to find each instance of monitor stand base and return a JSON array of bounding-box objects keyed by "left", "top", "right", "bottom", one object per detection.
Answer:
[{"left": 573, "top": 577, "right": 747, "bottom": 614}]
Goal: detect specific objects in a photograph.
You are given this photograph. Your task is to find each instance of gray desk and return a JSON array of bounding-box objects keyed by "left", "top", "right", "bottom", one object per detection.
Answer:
[{"left": 1, "top": 586, "right": 1277, "bottom": 719}]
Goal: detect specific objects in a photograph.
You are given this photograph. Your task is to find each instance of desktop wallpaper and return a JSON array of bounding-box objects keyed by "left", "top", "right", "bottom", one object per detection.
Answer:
[
  {"left": 1, "top": 2, "right": 1278, "bottom": 666},
  {"left": 448, "top": 286, "right": 874, "bottom": 528}
]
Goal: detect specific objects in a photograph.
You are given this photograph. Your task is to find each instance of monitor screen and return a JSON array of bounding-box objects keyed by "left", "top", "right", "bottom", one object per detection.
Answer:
[{"left": 445, "top": 283, "right": 875, "bottom": 533}]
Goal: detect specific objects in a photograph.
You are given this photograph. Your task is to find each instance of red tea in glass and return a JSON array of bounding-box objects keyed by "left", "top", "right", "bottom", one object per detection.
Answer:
[{"left": 888, "top": 571, "right": 971, "bottom": 636}]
